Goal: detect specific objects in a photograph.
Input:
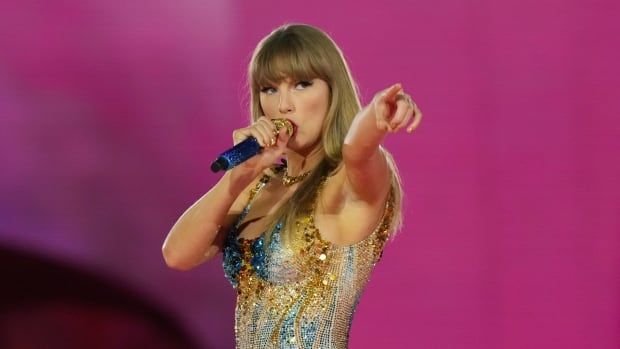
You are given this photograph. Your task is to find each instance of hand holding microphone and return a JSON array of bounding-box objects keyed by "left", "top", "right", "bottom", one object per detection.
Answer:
[{"left": 210, "top": 117, "right": 294, "bottom": 174}]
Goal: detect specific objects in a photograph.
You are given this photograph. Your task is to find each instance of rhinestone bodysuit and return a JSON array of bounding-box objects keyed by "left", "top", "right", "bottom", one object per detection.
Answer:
[{"left": 222, "top": 167, "right": 395, "bottom": 349}]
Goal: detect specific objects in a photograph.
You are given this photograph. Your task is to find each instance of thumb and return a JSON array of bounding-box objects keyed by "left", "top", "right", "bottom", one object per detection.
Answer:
[{"left": 276, "top": 126, "right": 291, "bottom": 148}]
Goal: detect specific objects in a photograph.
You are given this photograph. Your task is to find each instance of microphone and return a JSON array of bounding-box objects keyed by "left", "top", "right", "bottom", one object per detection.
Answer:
[{"left": 210, "top": 118, "right": 294, "bottom": 173}]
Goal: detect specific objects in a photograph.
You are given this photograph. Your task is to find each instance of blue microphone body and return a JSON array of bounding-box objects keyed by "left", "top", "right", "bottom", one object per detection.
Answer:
[{"left": 210, "top": 137, "right": 262, "bottom": 172}]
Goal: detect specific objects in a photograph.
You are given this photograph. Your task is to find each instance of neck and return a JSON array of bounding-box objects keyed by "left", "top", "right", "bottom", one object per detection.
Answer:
[{"left": 284, "top": 143, "right": 323, "bottom": 176}]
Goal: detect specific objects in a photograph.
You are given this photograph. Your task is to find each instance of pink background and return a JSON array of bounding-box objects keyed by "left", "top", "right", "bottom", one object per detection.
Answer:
[{"left": 1, "top": 0, "right": 618, "bottom": 348}]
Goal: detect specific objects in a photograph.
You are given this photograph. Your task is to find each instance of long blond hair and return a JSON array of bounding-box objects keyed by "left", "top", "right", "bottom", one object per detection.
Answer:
[{"left": 247, "top": 23, "right": 403, "bottom": 246}]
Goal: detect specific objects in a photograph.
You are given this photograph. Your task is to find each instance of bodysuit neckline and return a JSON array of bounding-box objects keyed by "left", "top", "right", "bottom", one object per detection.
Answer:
[{"left": 231, "top": 166, "right": 394, "bottom": 250}]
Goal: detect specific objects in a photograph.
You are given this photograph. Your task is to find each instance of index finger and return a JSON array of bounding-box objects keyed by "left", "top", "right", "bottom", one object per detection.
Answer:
[{"left": 382, "top": 83, "right": 403, "bottom": 103}]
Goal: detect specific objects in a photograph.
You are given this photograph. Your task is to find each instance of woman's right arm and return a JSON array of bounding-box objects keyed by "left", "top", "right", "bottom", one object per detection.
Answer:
[
  {"left": 161, "top": 116, "right": 292, "bottom": 271},
  {"left": 161, "top": 169, "right": 257, "bottom": 271}
]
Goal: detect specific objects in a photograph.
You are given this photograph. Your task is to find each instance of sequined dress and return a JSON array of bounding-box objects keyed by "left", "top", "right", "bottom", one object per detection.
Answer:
[{"left": 222, "top": 168, "right": 394, "bottom": 349}]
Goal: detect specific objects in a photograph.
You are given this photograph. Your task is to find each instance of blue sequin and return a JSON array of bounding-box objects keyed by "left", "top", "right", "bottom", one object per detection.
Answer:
[
  {"left": 221, "top": 170, "right": 395, "bottom": 349},
  {"left": 249, "top": 238, "right": 265, "bottom": 276},
  {"left": 278, "top": 300, "right": 302, "bottom": 349},
  {"left": 223, "top": 188, "right": 254, "bottom": 288},
  {"left": 223, "top": 235, "right": 243, "bottom": 288}
]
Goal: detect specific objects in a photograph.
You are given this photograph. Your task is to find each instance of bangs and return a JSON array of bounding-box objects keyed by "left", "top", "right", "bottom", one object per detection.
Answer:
[{"left": 251, "top": 36, "right": 328, "bottom": 89}]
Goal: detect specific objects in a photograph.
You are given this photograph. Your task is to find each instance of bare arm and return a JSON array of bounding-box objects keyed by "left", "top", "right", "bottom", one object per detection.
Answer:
[
  {"left": 343, "top": 83, "right": 421, "bottom": 203},
  {"left": 162, "top": 116, "right": 293, "bottom": 271},
  {"left": 342, "top": 103, "right": 390, "bottom": 203},
  {"left": 161, "top": 169, "right": 256, "bottom": 271}
]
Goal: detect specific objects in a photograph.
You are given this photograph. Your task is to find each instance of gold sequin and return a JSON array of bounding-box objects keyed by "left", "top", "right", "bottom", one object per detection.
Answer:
[{"left": 225, "top": 170, "right": 395, "bottom": 348}]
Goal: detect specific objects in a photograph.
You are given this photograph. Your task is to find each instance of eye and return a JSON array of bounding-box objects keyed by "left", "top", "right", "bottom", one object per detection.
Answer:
[
  {"left": 295, "top": 80, "right": 314, "bottom": 89},
  {"left": 260, "top": 86, "right": 277, "bottom": 95}
]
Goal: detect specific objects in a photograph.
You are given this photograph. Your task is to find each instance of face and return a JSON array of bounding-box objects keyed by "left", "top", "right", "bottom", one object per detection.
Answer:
[{"left": 258, "top": 77, "right": 330, "bottom": 155}]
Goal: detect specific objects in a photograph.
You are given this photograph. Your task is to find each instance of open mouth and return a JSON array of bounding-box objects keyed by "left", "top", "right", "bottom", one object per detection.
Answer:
[{"left": 287, "top": 119, "right": 298, "bottom": 134}]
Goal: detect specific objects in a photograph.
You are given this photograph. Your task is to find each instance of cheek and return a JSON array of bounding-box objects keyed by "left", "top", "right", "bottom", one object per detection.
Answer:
[
  {"left": 304, "top": 91, "right": 329, "bottom": 116},
  {"left": 259, "top": 97, "right": 275, "bottom": 114},
  {"left": 309, "top": 97, "right": 329, "bottom": 127},
  {"left": 309, "top": 99, "right": 327, "bottom": 115},
  {"left": 299, "top": 103, "right": 327, "bottom": 139}
]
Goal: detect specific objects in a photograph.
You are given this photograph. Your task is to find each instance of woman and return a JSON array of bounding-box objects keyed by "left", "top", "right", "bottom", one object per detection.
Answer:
[{"left": 162, "top": 23, "right": 422, "bottom": 348}]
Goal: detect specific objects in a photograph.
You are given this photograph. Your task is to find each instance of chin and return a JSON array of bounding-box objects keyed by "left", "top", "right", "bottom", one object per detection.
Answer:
[
  {"left": 286, "top": 137, "right": 321, "bottom": 155},
  {"left": 285, "top": 139, "right": 303, "bottom": 152}
]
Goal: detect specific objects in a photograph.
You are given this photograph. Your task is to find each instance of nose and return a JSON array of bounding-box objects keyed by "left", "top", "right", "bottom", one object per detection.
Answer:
[{"left": 278, "top": 89, "right": 295, "bottom": 114}]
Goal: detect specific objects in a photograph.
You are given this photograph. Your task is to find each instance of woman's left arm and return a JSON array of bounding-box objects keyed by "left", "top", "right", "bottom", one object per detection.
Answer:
[{"left": 342, "top": 83, "right": 422, "bottom": 203}]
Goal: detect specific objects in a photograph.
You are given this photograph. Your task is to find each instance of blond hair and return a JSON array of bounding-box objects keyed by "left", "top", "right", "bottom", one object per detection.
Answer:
[{"left": 247, "top": 23, "right": 403, "bottom": 246}]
